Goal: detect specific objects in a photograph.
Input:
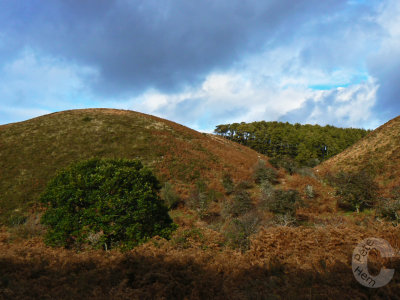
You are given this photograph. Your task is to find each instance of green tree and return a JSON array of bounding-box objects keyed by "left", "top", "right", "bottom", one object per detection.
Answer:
[
  {"left": 253, "top": 159, "right": 278, "bottom": 184},
  {"left": 40, "top": 158, "right": 177, "bottom": 250},
  {"left": 334, "top": 170, "right": 378, "bottom": 212},
  {"left": 214, "top": 121, "right": 369, "bottom": 167}
]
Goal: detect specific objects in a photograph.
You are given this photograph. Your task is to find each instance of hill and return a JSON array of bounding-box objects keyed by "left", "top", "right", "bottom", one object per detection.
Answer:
[
  {"left": 317, "top": 115, "right": 400, "bottom": 195},
  {"left": 1, "top": 110, "right": 400, "bottom": 298},
  {"left": 0, "top": 108, "right": 266, "bottom": 224}
]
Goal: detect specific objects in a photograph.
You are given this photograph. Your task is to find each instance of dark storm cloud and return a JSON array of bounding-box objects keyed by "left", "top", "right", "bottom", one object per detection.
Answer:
[
  {"left": 368, "top": 56, "right": 400, "bottom": 120},
  {"left": 0, "top": 0, "right": 346, "bottom": 97}
]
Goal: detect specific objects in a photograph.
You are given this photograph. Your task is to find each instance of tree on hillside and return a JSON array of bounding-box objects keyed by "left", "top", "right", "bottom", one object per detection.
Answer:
[
  {"left": 333, "top": 170, "right": 378, "bottom": 212},
  {"left": 214, "top": 121, "right": 369, "bottom": 167},
  {"left": 40, "top": 158, "right": 177, "bottom": 250}
]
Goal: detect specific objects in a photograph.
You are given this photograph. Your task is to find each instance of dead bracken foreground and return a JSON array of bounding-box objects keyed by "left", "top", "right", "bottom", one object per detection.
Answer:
[{"left": 1, "top": 222, "right": 399, "bottom": 300}]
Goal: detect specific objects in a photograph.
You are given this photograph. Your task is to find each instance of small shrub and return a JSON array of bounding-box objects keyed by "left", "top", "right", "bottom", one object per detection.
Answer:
[
  {"left": 253, "top": 159, "right": 278, "bottom": 184},
  {"left": 222, "top": 190, "right": 253, "bottom": 218},
  {"left": 8, "top": 214, "right": 45, "bottom": 240},
  {"left": 224, "top": 211, "right": 261, "bottom": 252},
  {"left": 222, "top": 173, "right": 234, "bottom": 195},
  {"left": 304, "top": 185, "right": 315, "bottom": 199},
  {"left": 273, "top": 213, "right": 297, "bottom": 227},
  {"left": 377, "top": 187, "right": 400, "bottom": 224},
  {"left": 392, "top": 186, "right": 400, "bottom": 199},
  {"left": 40, "top": 158, "right": 177, "bottom": 250},
  {"left": 268, "top": 157, "right": 280, "bottom": 169},
  {"left": 296, "top": 167, "right": 316, "bottom": 178},
  {"left": 172, "top": 228, "right": 204, "bottom": 249},
  {"left": 279, "top": 157, "right": 299, "bottom": 175},
  {"left": 377, "top": 198, "right": 400, "bottom": 224},
  {"left": 333, "top": 170, "right": 378, "bottom": 212},
  {"left": 235, "top": 180, "right": 253, "bottom": 190},
  {"left": 261, "top": 189, "right": 303, "bottom": 217},
  {"left": 260, "top": 180, "right": 274, "bottom": 198},
  {"left": 305, "top": 158, "right": 320, "bottom": 168},
  {"left": 7, "top": 212, "right": 26, "bottom": 227},
  {"left": 160, "top": 182, "right": 180, "bottom": 209},
  {"left": 187, "top": 180, "right": 214, "bottom": 218},
  {"left": 82, "top": 116, "right": 93, "bottom": 122}
]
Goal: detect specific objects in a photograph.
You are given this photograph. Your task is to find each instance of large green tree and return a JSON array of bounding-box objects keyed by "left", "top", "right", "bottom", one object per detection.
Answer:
[{"left": 40, "top": 158, "right": 177, "bottom": 250}]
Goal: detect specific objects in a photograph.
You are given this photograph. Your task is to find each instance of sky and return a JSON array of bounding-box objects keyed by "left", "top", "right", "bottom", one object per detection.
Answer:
[{"left": 0, "top": 0, "right": 399, "bottom": 132}]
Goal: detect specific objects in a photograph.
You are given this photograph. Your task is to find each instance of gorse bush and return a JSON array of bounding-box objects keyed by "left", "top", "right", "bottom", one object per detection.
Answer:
[
  {"left": 222, "top": 173, "right": 234, "bottom": 195},
  {"left": 378, "top": 198, "right": 400, "bottom": 224},
  {"left": 261, "top": 189, "right": 303, "bottom": 217},
  {"left": 222, "top": 189, "right": 253, "bottom": 218},
  {"left": 40, "top": 158, "right": 177, "bottom": 250},
  {"left": 305, "top": 185, "right": 315, "bottom": 199},
  {"left": 160, "top": 182, "right": 180, "bottom": 209},
  {"left": 187, "top": 180, "right": 217, "bottom": 218},
  {"left": 235, "top": 180, "right": 253, "bottom": 190},
  {"left": 377, "top": 187, "right": 400, "bottom": 224},
  {"left": 333, "top": 170, "right": 378, "bottom": 212},
  {"left": 278, "top": 157, "right": 299, "bottom": 175},
  {"left": 253, "top": 159, "right": 278, "bottom": 184},
  {"left": 269, "top": 156, "right": 315, "bottom": 176},
  {"left": 224, "top": 211, "right": 261, "bottom": 252}
]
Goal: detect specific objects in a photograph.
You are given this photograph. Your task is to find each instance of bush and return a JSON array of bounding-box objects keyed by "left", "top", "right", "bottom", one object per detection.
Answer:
[
  {"left": 333, "top": 170, "right": 378, "bottom": 212},
  {"left": 260, "top": 180, "right": 274, "bottom": 197},
  {"left": 377, "top": 187, "right": 400, "bottom": 224},
  {"left": 273, "top": 213, "right": 297, "bottom": 227},
  {"left": 160, "top": 182, "right": 180, "bottom": 209},
  {"left": 268, "top": 157, "right": 280, "bottom": 169},
  {"left": 223, "top": 211, "right": 261, "bottom": 252},
  {"left": 304, "top": 185, "right": 315, "bottom": 199},
  {"left": 268, "top": 156, "right": 300, "bottom": 175},
  {"left": 296, "top": 167, "right": 316, "bottom": 178},
  {"left": 40, "top": 158, "right": 177, "bottom": 250},
  {"left": 235, "top": 180, "right": 253, "bottom": 190},
  {"left": 222, "top": 189, "right": 253, "bottom": 218},
  {"left": 187, "top": 180, "right": 216, "bottom": 218},
  {"left": 253, "top": 159, "right": 278, "bottom": 184},
  {"left": 222, "top": 173, "right": 234, "bottom": 195},
  {"left": 261, "top": 189, "right": 303, "bottom": 217},
  {"left": 279, "top": 157, "right": 299, "bottom": 175},
  {"left": 171, "top": 228, "right": 204, "bottom": 249},
  {"left": 377, "top": 198, "right": 400, "bottom": 224}
]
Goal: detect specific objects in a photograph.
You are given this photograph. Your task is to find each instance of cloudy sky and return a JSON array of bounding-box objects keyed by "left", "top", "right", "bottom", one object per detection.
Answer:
[{"left": 0, "top": 0, "right": 399, "bottom": 131}]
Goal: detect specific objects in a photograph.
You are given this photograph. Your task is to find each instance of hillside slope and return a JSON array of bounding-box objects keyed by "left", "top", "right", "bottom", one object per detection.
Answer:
[
  {"left": 317, "top": 115, "right": 400, "bottom": 194},
  {"left": 0, "top": 108, "right": 266, "bottom": 224}
]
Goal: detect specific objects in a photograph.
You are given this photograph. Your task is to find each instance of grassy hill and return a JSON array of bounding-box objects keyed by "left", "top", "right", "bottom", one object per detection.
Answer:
[
  {"left": 317, "top": 115, "right": 400, "bottom": 195},
  {"left": 0, "top": 108, "right": 266, "bottom": 224},
  {"left": 1, "top": 110, "right": 400, "bottom": 298}
]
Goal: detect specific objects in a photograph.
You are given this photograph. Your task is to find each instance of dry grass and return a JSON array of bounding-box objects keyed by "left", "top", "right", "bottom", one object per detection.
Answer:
[
  {"left": 1, "top": 222, "right": 399, "bottom": 299},
  {"left": 317, "top": 115, "right": 400, "bottom": 196}
]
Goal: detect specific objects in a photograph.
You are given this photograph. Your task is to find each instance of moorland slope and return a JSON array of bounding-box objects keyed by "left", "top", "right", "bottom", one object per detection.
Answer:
[
  {"left": 317, "top": 115, "right": 400, "bottom": 195},
  {"left": 0, "top": 108, "right": 266, "bottom": 223}
]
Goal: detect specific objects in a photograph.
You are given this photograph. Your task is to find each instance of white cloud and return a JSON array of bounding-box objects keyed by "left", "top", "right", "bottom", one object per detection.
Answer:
[
  {"left": 112, "top": 36, "right": 379, "bottom": 131},
  {"left": 282, "top": 78, "right": 380, "bottom": 128},
  {"left": 0, "top": 1, "right": 396, "bottom": 131}
]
